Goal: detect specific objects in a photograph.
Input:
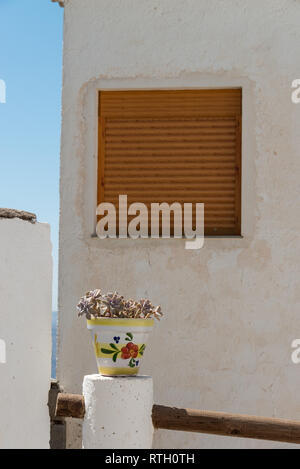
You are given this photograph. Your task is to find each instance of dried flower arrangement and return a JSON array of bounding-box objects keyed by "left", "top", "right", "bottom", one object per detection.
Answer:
[{"left": 77, "top": 290, "right": 163, "bottom": 321}]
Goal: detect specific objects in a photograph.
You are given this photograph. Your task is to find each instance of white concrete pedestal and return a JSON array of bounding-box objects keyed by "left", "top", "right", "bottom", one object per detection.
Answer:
[{"left": 82, "top": 374, "right": 153, "bottom": 449}]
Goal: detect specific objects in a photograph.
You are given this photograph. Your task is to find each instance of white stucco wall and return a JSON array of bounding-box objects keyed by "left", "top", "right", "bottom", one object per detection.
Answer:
[
  {"left": 0, "top": 218, "right": 52, "bottom": 449},
  {"left": 58, "top": 0, "right": 300, "bottom": 448}
]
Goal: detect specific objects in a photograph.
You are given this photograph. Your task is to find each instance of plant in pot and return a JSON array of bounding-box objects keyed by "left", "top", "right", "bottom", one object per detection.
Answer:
[{"left": 77, "top": 290, "right": 162, "bottom": 376}]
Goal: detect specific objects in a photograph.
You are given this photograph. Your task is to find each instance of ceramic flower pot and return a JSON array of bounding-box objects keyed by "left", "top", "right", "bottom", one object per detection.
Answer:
[{"left": 87, "top": 318, "right": 154, "bottom": 376}]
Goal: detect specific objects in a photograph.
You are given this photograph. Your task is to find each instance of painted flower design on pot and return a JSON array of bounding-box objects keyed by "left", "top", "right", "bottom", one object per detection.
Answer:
[
  {"left": 98, "top": 332, "right": 146, "bottom": 368},
  {"left": 121, "top": 342, "right": 138, "bottom": 359}
]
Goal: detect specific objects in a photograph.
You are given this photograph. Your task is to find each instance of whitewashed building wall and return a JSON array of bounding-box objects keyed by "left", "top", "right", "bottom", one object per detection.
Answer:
[{"left": 58, "top": 0, "right": 300, "bottom": 448}]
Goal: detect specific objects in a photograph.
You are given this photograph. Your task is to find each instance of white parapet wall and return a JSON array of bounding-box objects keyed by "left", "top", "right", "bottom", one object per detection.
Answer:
[
  {"left": 83, "top": 375, "right": 154, "bottom": 449},
  {"left": 0, "top": 212, "right": 52, "bottom": 449}
]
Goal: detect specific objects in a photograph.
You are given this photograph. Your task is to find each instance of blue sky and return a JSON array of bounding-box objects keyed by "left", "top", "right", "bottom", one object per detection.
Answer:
[{"left": 0, "top": 0, "right": 63, "bottom": 309}]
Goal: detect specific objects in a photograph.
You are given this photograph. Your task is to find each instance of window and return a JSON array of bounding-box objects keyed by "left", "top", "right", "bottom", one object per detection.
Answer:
[{"left": 98, "top": 89, "right": 241, "bottom": 236}]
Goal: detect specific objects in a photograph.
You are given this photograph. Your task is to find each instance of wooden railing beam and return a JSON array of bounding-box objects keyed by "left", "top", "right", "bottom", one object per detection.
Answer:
[
  {"left": 55, "top": 393, "right": 85, "bottom": 419},
  {"left": 152, "top": 404, "right": 300, "bottom": 444},
  {"left": 55, "top": 394, "right": 300, "bottom": 444}
]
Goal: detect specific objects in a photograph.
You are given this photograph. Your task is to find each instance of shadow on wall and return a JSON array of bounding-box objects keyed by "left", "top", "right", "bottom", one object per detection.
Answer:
[{"left": 52, "top": 311, "right": 57, "bottom": 379}]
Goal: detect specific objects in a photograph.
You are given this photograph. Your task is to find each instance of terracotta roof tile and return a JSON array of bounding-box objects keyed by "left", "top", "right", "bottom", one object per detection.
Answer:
[
  {"left": 51, "top": 0, "right": 64, "bottom": 7},
  {"left": 0, "top": 208, "right": 37, "bottom": 223}
]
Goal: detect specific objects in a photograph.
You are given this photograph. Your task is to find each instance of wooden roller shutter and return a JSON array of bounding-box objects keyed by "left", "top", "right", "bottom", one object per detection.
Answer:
[{"left": 98, "top": 89, "right": 242, "bottom": 236}]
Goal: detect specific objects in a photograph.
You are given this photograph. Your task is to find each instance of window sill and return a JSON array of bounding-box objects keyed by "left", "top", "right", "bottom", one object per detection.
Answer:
[
  {"left": 88, "top": 234, "right": 248, "bottom": 250},
  {"left": 90, "top": 234, "right": 244, "bottom": 239}
]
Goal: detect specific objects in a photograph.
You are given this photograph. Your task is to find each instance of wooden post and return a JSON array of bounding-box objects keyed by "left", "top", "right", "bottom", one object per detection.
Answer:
[
  {"left": 152, "top": 405, "right": 300, "bottom": 444},
  {"left": 55, "top": 393, "right": 85, "bottom": 419}
]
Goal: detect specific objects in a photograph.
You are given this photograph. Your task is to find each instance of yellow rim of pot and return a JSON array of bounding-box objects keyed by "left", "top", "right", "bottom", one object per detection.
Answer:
[{"left": 87, "top": 318, "right": 154, "bottom": 327}]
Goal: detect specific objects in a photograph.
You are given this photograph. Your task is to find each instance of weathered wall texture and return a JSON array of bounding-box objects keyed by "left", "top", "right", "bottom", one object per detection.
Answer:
[
  {"left": 58, "top": 0, "right": 300, "bottom": 448},
  {"left": 0, "top": 217, "right": 52, "bottom": 449}
]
